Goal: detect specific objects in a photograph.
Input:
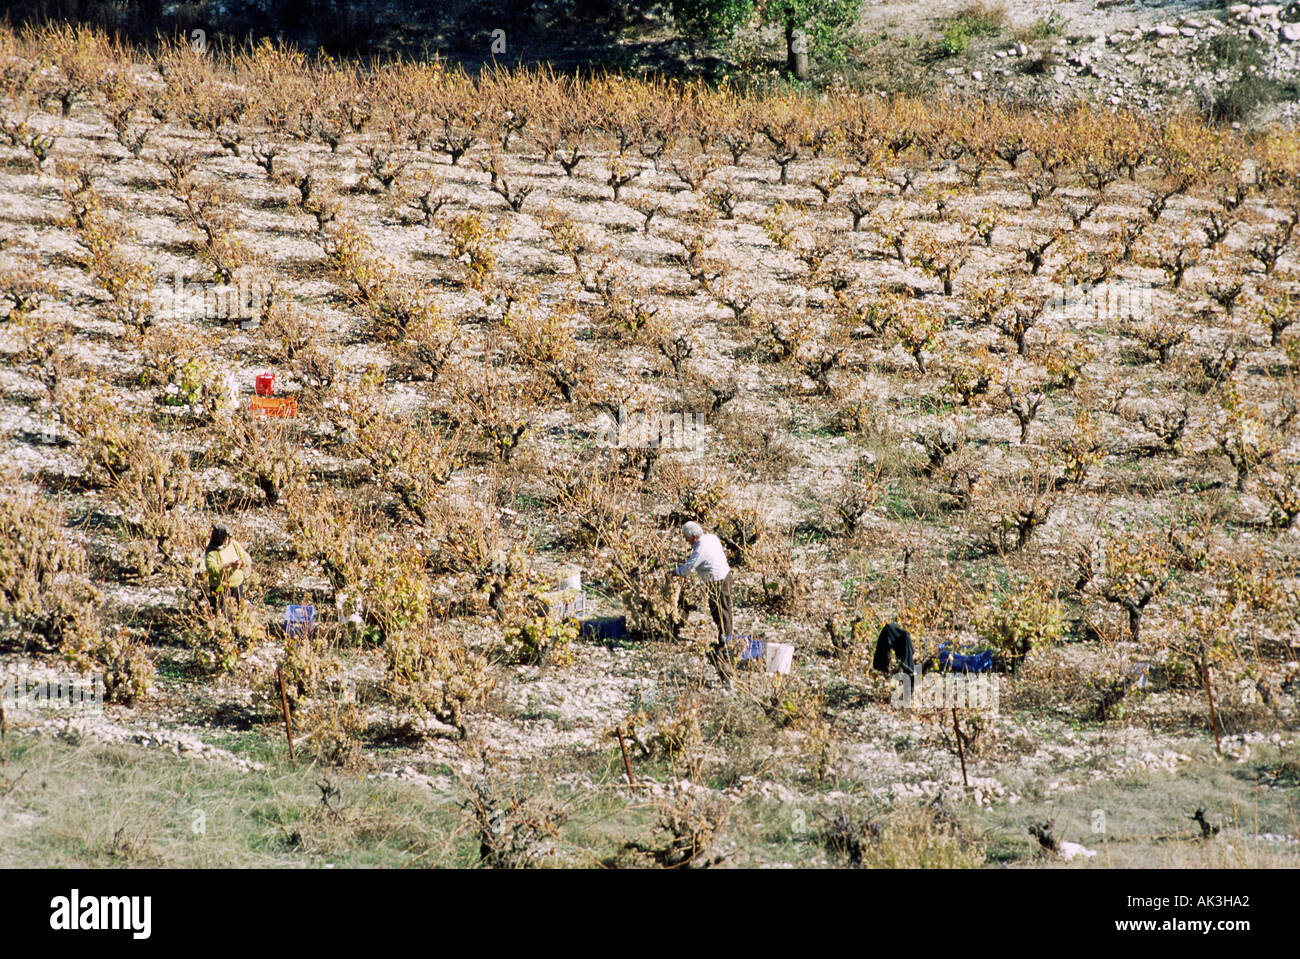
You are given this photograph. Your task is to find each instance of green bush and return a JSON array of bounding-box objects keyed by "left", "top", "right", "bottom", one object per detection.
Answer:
[
  {"left": 939, "top": 3, "right": 1005, "bottom": 56},
  {"left": 1025, "top": 12, "right": 1066, "bottom": 40},
  {"left": 973, "top": 576, "right": 1064, "bottom": 670},
  {"left": 504, "top": 613, "right": 577, "bottom": 667}
]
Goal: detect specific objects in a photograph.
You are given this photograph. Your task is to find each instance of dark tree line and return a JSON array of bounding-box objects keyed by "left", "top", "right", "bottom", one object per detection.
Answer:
[{"left": 3, "top": 1, "right": 859, "bottom": 76}]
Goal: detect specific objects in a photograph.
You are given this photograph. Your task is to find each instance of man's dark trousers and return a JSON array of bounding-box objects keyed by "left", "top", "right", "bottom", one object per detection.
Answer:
[
  {"left": 707, "top": 572, "right": 734, "bottom": 646},
  {"left": 705, "top": 572, "right": 735, "bottom": 682}
]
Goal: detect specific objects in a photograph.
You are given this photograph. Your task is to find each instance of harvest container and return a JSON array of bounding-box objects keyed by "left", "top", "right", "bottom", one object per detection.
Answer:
[{"left": 764, "top": 642, "right": 794, "bottom": 675}]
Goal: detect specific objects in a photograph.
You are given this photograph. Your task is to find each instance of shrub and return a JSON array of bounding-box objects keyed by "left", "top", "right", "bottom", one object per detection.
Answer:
[
  {"left": 55, "top": 381, "right": 141, "bottom": 483},
  {"left": 0, "top": 489, "right": 102, "bottom": 652},
  {"left": 673, "top": 230, "right": 726, "bottom": 294},
  {"left": 1084, "top": 530, "right": 1173, "bottom": 644},
  {"left": 322, "top": 219, "right": 444, "bottom": 339},
  {"left": 831, "top": 457, "right": 883, "bottom": 535},
  {"left": 831, "top": 804, "right": 983, "bottom": 868},
  {"left": 1056, "top": 410, "right": 1105, "bottom": 486},
  {"left": 765, "top": 312, "right": 815, "bottom": 363},
  {"left": 612, "top": 785, "right": 728, "bottom": 868},
  {"left": 938, "top": 3, "right": 1005, "bottom": 56},
  {"left": 180, "top": 599, "right": 264, "bottom": 676},
  {"left": 908, "top": 225, "right": 972, "bottom": 296},
  {"left": 426, "top": 497, "right": 526, "bottom": 608},
  {"left": 297, "top": 700, "right": 365, "bottom": 768},
  {"left": 445, "top": 360, "right": 540, "bottom": 465},
  {"left": 744, "top": 536, "right": 812, "bottom": 614},
  {"left": 395, "top": 167, "right": 449, "bottom": 226},
  {"left": 893, "top": 303, "right": 944, "bottom": 373},
  {"left": 480, "top": 152, "right": 534, "bottom": 213},
  {"left": 277, "top": 620, "right": 342, "bottom": 707},
  {"left": 361, "top": 544, "right": 430, "bottom": 634},
  {"left": 287, "top": 488, "right": 442, "bottom": 639},
  {"left": 108, "top": 442, "right": 202, "bottom": 578},
  {"left": 438, "top": 210, "right": 509, "bottom": 289},
  {"left": 973, "top": 575, "right": 1064, "bottom": 671},
  {"left": 63, "top": 626, "right": 155, "bottom": 706},
  {"left": 1139, "top": 227, "right": 1202, "bottom": 290},
  {"left": 550, "top": 463, "right": 639, "bottom": 550},
  {"left": 941, "top": 347, "right": 996, "bottom": 407},
  {"left": 385, "top": 625, "right": 494, "bottom": 739},
  {"left": 286, "top": 487, "right": 369, "bottom": 589},
  {"left": 980, "top": 463, "right": 1056, "bottom": 553},
  {"left": 41, "top": 24, "right": 114, "bottom": 117},
  {"left": 137, "top": 332, "right": 229, "bottom": 418},
  {"left": 651, "top": 697, "right": 705, "bottom": 764},
  {"left": 1040, "top": 337, "right": 1092, "bottom": 391},
  {"left": 360, "top": 143, "right": 412, "bottom": 192},
  {"left": 1264, "top": 462, "right": 1300, "bottom": 529},
  {"left": 604, "top": 521, "right": 690, "bottom": 641},
  {"left": 258, "top": 297, "right": 339, "bottom": 390},
  {"left": 62, "top": 182, "right": 154, "bottom": 338},
  {"left": 0, "top": 256, "right": 56, "bottom": 322},
  {"left": 504, "top": 611, "right": 578, "bottom": 667},
  {"left": 503, "top": 296, "right": 587, "bottom": 403},
  {"left": 997, "top": 291, "right": 1048, "bottom": 357},
  {"left": 1213, "top": 381, "right": 1283, "bottom": 491},
  {"left": 203, "top": 412, "right": 304, "bottom": 507},
  {"left": 325, "top": 374, "right": 461, "bottom": 524},
  {"left": 462, "top": 755, "right": 568, "bottom": 867}
]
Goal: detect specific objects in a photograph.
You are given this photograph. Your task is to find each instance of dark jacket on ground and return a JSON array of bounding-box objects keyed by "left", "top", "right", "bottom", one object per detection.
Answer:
[{"left": 873, "top": 622, "right": 915, "bottom": 677}]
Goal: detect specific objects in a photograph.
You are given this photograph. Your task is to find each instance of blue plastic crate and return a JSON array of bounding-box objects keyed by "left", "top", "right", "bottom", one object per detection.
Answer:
[
  {"left": 937, "top": 642, "right": 993, "bottom": 673},
  {"left": 722, "top": 636, "right": 763, "bottom": 661},
  {"left": 285, "top": 605, "right": 315, "bottom": 640}
]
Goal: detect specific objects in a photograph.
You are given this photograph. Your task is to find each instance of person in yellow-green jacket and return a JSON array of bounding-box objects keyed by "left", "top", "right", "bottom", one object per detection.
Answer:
[{"left": 204, "top": 525, "right": 251, "bottom": 613}]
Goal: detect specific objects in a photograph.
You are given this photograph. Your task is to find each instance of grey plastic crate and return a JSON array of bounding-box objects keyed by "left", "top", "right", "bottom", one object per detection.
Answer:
[{"left": 546, "top": 589, "right": 587, "bottom": 621}]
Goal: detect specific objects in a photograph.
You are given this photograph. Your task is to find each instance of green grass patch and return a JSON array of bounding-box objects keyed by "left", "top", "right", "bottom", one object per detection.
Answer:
[
  {"left": 1023, "top": 12, "right": 1066, "bottom": 41},
  {"left": 938, "top": 2, "right": 1006, "bottom": 57}
]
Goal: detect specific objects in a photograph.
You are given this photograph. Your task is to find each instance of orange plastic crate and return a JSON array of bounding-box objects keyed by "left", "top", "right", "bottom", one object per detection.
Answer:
[{"left": 249, "top": 395, "right": 297, "bottom": 417}]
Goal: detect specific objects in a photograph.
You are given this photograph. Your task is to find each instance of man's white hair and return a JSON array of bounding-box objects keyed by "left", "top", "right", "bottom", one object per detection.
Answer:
[{"left": 682, "top": 521, "right": 704, "bottom": 539}]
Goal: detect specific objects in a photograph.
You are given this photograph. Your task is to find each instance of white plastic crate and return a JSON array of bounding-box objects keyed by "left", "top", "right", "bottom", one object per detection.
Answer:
[
  {"left": 546, "top": 589, "right": 586, "bottom": 621},
  {"left": 764, "top": 642, "right": 794, "bottom": 675}
]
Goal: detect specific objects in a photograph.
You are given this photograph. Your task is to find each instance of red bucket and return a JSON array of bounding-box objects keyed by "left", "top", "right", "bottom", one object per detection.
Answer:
[{"left": 254, "top": 372, "right": 275, "bottom": 397}]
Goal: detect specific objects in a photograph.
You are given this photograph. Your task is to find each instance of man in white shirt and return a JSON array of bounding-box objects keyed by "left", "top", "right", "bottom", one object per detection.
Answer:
[{"left": 671, "top": 521, "right": 735, "bottom": 682}]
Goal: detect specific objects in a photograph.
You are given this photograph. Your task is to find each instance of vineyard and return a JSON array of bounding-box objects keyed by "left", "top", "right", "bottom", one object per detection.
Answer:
[{"left": 1, "top": 22, "right": 1298, "bottom": 867}]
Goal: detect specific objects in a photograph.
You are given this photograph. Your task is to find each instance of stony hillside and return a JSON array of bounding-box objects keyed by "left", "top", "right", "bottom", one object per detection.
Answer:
[{"left": 0, "top": 21, "right": 1297, "bottom": 867}]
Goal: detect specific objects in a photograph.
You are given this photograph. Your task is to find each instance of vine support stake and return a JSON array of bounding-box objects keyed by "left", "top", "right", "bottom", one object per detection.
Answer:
[
  {"left": 953, "top": 707, "right": 968, "bottom": 788},
  {"left": 277, "top": 665, "right": 295, "bottom": 762},
  {"left": 1202, "top": 658, "right": 1222, "bottom": 756},
  {"left": 616, "top": 726, "right": 636, "bottom": 788}
]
